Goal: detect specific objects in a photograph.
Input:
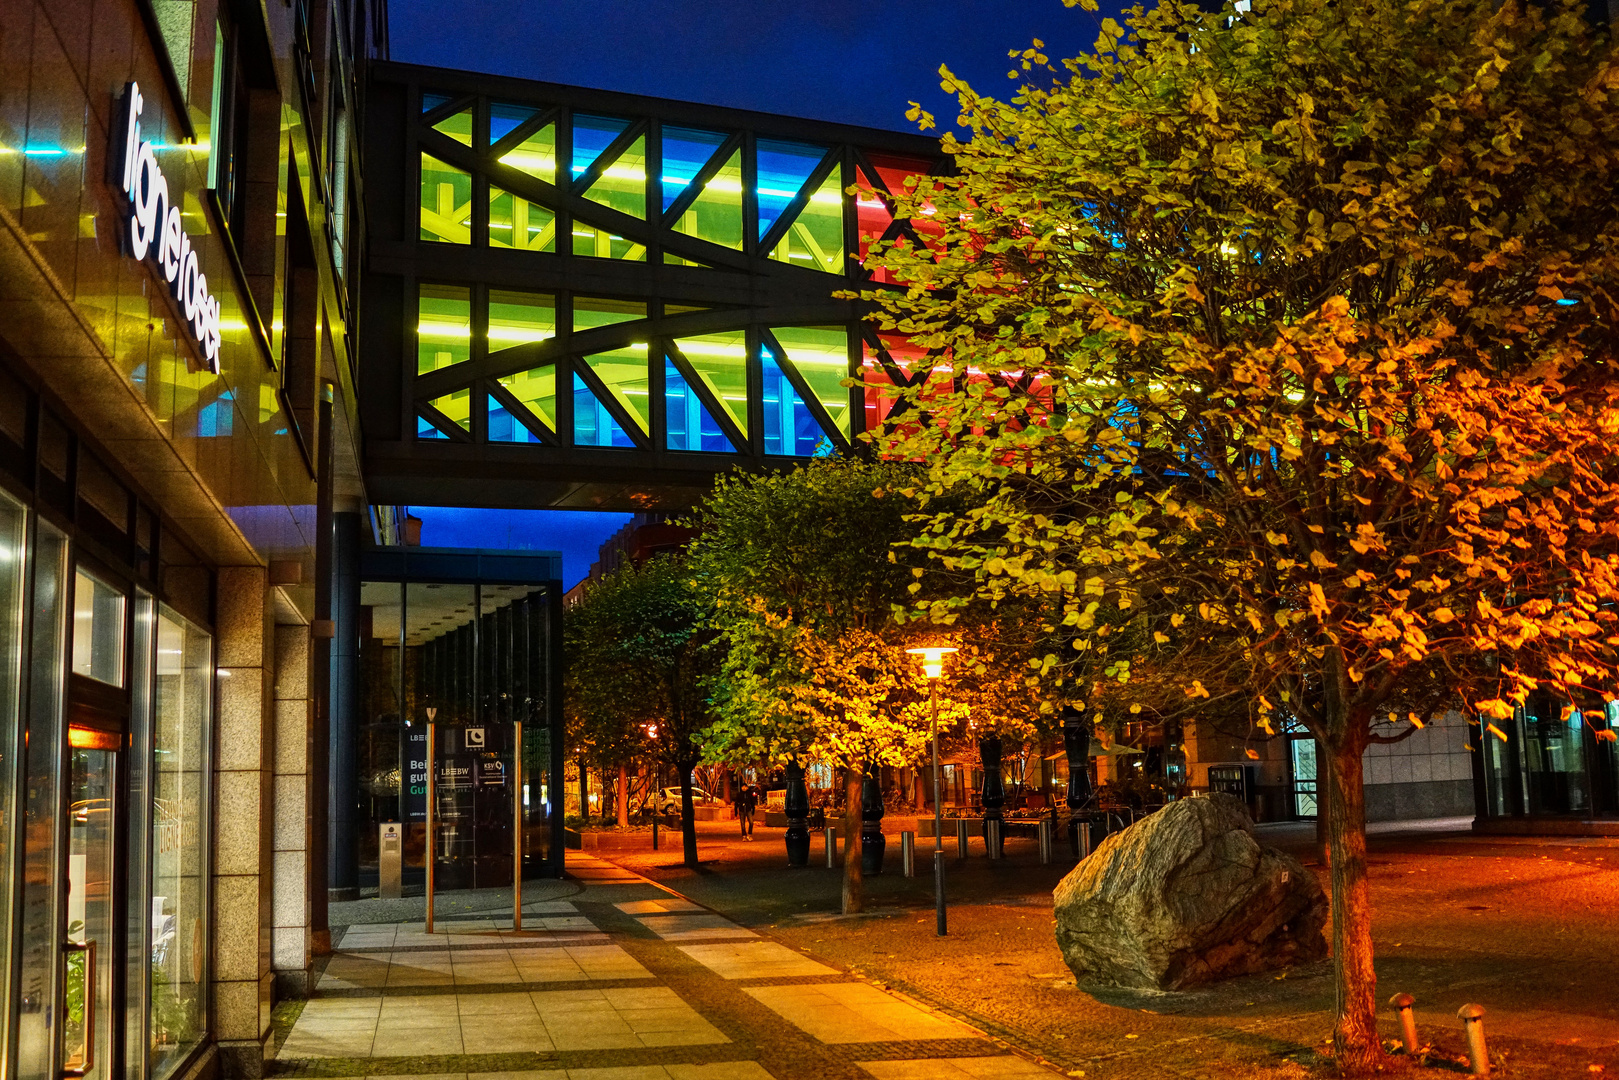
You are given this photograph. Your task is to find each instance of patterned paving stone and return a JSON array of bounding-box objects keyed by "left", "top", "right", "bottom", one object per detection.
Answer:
[
  {"left": 635, "top": 915, "right": 756, "bottom": 942},
  {"left": 675, "top": 942, "right": 838, "bottom": 981},
  {"left": 742, "top": 983, "right": 978, "bottom": 1044}
]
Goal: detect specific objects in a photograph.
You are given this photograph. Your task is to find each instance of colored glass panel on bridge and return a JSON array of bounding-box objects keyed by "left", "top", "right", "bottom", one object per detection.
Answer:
[
  {"left": 769, "top": 170, "right": 844, "bottom": 275},
  {"left": 489, "top": 291, "right": 557, "bottom": 352},
  {"left": 490, "top": 102, "right": 540, "bottom": 145},
  {"left": 665, "top": 356, "right": 733, "bottom": 453},
  {"left": 488, "top": 394, "right": 544, "bottom": 443},
  {"left": 772, "top": 326, "right": 850, "bottom": 440},
  {"left": 755, "top": 138, "right": 826, "bottom": 240},
  {"left": 572, "top": 115, "right": 632, "bottom": 179},
  {"left": 583, "top": 134, "right": 647, "bottom": 220},
  {"left": 669, "top": 148, "right": 742, "bottom": 250},
  {"left": 761, "top": 346, "right": 833, "bottom": 457},
  {"left": 671, "top": 331, "right": 748, "bottom": 438},
  {"left": 489, "top": 186, "right": 556, "bottom": 251},
  {"left": 496, "top": 365, "right": 558, "bottom": 433},
  {"left": 417, "top": 286, "right": 471, "bottom": 374},
  {"left": 498, "top": 122, "right": 557, "bottom": 183},
  {"left": 573, "top": 298, "right": 647, "bottom": 336},
  {"left": 428, "top": 388, "right": 471, "bottom": 433},
  {"left": 420, "top": 154, "right": 472, "bottom": 244},
  {"left": 660, "top": 126, "right": 728, "bottom": 214},
  {"left": 578, "top": 344, "right": 651, "bottom": 436},
  {"left": 432, "top": 107, "right": 473, "bottom": 146}
]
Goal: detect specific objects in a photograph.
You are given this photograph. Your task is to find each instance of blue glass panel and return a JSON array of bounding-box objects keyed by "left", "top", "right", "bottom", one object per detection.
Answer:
[
  {"left": 761, "top": 346, "right": 833, "bottom": 457},
  {"left": 490, "top": 102, "right": 539, "bottom": 145},
  {"left": 422, "top": 91, "right": 453, "bottom": 114},
  {"left": 756, "top": 138, "right": 826, "bottom": 239},
  {"left": 198, "top": 390, "right": 233, "bottom": 437},
  {"left": 488, "top": 395, "right": 543, "bottom": 443},
  {"left": 573, "top": 380, "right": 636, "bottom": 448},
  {"left": 660, "top": 126, "right": 728, "bottom": 214},
  {"left": 572, "top": 115, "right": 632, "bottom": 183},
  {"left": 664, "top": 357, "right": 733, "bottom": 452},
  {"left": 417, "top": 415, "right": 448, "bottom": 440}
]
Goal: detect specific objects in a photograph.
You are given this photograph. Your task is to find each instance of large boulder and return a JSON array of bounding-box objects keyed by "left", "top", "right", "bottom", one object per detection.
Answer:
[{"left": 1054, "top": 794, "right": 1327, "bottom": 989}]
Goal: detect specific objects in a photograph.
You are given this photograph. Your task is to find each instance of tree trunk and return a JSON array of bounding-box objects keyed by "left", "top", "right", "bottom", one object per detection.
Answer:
[
  {"left": 841, "top": 763, "right": 864, "bottom": 914},
  {"left": 678, "top": 758, "right": 699, "bottom": 868},
  {"left": 1322, "top": 728, "right": 1383, "bottom": 1074},
  {"left": 617, "top": 762, "right": 630, "bottom": 829}
]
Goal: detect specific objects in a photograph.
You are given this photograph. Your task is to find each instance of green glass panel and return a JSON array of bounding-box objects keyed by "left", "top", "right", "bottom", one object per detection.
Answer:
[
  {"left": 420, "top": 153, "right": 472, "bottom": 244},
  {"left": 773, "top": 326, "right": 851, "bottom": 438},
  {"left": 583, "top": 134, "right": 646, "bottom": 219},
  {"left": 573, "top": 297, "right": 647, "bottom": 333},
  {"left": 489, "top": 186, "right": 556, "bottom": 251},
  {"left": 417, "top": 285, "right": 470, "bottom": 374},
  {"left": 572, "top": 221, "right": 646, "bottom": 261},
  {"left": 490, "top": 102, "right": 539, "bottom": 145},
  {"left": 497, "top": 365, "right": 557, "bottom": 430},
  {"left": 770, "top": 170, "right": 843, "bottom": 273},
  {"left": 673, "top": 330, "right": 748, "bottom": 437},
  {"left": 428, "top": 387, "right": 471, "bottom": 431},
  {"left": 580, "top": 344, "right": 650, "bottom": 434},
  {"left": 489, "top": 291, "right": 556, "bottom": 355},
  {"left": 497, "top": 123, "right": 557, "bottom": 183},
  {"left": 432, "top": 108, "right": 473, "bottom": 146},
  {"left": 670, "top": 149, "right": 742, "bottom": 250},
  {"left": 662, "top": 251, "right": 711, "bottom": 267}
]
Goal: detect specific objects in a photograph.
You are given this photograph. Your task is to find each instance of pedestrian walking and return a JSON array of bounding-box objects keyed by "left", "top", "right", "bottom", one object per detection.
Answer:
[{"left": 738, "top": 783, "right": 757, "bottom": 839}]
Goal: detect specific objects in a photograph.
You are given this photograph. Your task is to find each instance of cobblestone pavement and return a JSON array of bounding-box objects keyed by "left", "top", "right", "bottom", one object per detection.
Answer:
[{"left": 271, "top": 853, "right": 1064, "bottom": 1080}]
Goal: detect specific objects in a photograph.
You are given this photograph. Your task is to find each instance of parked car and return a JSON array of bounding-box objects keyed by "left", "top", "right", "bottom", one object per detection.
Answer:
[{"left": 654, "top": 786, "right": 719, "bottom": 814}]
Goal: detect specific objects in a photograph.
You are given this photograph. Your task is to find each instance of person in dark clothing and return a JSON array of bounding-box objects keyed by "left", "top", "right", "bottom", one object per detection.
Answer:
[{"left": 737, "top": 784, "right": 757, "bottom": 839}]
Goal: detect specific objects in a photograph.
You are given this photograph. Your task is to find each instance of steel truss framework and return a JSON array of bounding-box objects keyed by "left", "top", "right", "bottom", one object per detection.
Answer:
[{"left": 361, "top": 61, "right": 944, "bottom": 509}]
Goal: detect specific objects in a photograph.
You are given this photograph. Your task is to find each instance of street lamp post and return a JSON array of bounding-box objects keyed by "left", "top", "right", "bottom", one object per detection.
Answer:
[{"left": 907, "top": 646, "right": 956, "bottom": 937}]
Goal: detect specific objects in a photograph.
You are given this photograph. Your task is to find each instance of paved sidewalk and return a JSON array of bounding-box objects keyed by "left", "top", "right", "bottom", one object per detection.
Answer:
[{"left": 274, "top": 853, "right": 1064, "bottom": 1080}]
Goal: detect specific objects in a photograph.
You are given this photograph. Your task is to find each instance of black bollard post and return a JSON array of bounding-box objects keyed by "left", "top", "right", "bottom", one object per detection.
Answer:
[
  {"left": 1062, "top": 705, "right": 1094, "bottom": 859},
  {"left": 979, "top": 735, "right": 1004, "bottom": 859},
  {"left": 784, "top": 759, "right": 811, "bottom": 867},
  {"left": 860, "top": 769, "right": 886, "bottom": 875}
]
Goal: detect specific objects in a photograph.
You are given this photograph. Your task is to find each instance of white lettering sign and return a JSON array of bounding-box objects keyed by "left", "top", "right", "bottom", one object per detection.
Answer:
[{"left": 114, "top": 82, "right": 222, "bottom": 373}]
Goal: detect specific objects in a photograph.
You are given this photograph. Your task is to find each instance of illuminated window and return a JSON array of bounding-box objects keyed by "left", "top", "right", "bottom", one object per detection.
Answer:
[
  {"left": 770, "top": 169, "right": 844, "bottom": 275},
  {"left": 427, "top": 388, "right": 471, "bottom": 433},
  {"left": 420, "top": 153, "right": 471, "bottom": 244},
  {"left": 491, "top": 372, "right": 553, "bottom": 440},
  {"left": 431, "top": 107, "right": 472, "bottom": 146},
  {"left": 671, "top": 331, "right": 748, "bottom": 439},
  {"left": 862, "top": 333, "right": 927, "bottom": 431},
  {"left": 489, "top": 290, "right": 556, "bottom": 353},
  {"left": 669, "top": 148, "right": 742, "bottom": 250},
  {"left": 772, "top": 326, "right": 850, "bottom": 440},
  {"left": 756, "top": 138, "right": 826, "bottom": 239},
  {"left": 572, "top": 115, "right": 631, "bottom": 179},
  {"left": 854, "top": 165, "right": 893, "bottom": 270},
  {"left": 762, "top": 345, "right": 832, "bottom": 457},
  {"left": 489, "top": 101, "right": 539, "bottom": 145},
  {"left": 72, "top": 570, "right": 125, "bottom": 686},
  {"left": 573, "top": 297, "right": 646, "bottom": 334},
  {"left": 582, "top": 134, "right": 646, "bottom": 220},
  {"left": 489, "top": 186, "right": 555, "bottom": 251},
  {"left": 660, "top": 126, "right": 727, "bottom": 214},
  {"left": 572, "top": 222, "right": 645, "bottom": 261},
  {"left": 497, "top": 122, "right": 556, "bottom": 183},
  {"left": 665, "top": 355, "right": 733, "bottom": 452},
  {"left": 577, "top": 344, "right": 649, "bottom": 439},
  {"left": 417, "top": 285, "right": 471, "bottom": 374}
]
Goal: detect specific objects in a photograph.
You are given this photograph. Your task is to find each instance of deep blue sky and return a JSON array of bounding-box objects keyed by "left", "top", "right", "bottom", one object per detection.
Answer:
[
  {"left": 410, "top": 507, "right": 633, "bottom": 588},
  {"left": 389, "top": 0, "right": 1110, "bottom": 134}
]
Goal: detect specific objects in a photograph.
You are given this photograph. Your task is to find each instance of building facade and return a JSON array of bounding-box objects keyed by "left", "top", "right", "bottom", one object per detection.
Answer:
[{"left": 0, "top": 0, "right": 385, "bottom": 1077}]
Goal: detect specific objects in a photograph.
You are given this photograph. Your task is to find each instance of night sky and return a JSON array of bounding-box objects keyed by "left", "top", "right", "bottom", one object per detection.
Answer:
[
  {"left": 391, "top": 1, "right": 1114, "bottom": 583},
  {"left": 388, "top": 0, "right": 1112, "bottom": 134}
]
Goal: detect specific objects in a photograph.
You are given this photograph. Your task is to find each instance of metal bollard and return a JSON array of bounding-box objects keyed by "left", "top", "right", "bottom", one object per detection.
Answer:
[
  {"left": 901, "top": 831, "right": 915, "bottom": 877},
  {"left": 1038, "top": 819, "right": 1053, "bottom": 864},
  {"left": 955, "top": 818, "right": 969, "bottom": 859},
  {"left": 824, "top": 827, "right": 838, "bottom": 868},
  {"left": 1457, "top": 1004, "right": 1488, "bottom": 1076},
  {"left": 652, "top": 818, "right": 659, "bottom": 850},
  {"left": 986, "top": 818, "right": 1003, "bottom": 860},
  {"left": 1389, "top": 994, "right": 1418, "bottom": 1055}
]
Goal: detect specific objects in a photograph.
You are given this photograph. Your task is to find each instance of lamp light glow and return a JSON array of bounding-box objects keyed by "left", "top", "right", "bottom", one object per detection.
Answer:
[{"left": 906, "top": 645, "right": 957, "bottom": 680}]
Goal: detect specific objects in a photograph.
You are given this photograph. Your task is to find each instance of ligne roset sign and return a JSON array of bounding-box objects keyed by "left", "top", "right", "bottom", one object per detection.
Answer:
[{"left": 113, "top": 81, "right": 223, "bottom": 373}]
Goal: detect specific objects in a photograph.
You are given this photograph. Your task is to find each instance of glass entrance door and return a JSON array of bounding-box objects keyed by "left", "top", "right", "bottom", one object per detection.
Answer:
[
  {"left": 63, "top": 745, "right": 117, "bottom": 1080},
  {"left": 1289, "top": 736, "right": 1319, "bottom": 819}
]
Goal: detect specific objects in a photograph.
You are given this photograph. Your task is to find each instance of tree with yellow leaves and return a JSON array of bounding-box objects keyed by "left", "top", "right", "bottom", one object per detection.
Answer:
[{"left": 860, "top": 0, "right": 1619, "bottom": 1069}]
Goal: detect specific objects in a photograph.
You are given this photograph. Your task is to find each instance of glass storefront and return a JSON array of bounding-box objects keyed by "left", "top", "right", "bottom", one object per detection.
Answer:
[
  {"left": 0, "top": 486, "right": 217, "bottom": 1080},
  {"left": 354, "top": 553, "right": 562, "bottom": 897},
  {"left": 1479, "top": 697, "right": 1619, "bottom": 823}
]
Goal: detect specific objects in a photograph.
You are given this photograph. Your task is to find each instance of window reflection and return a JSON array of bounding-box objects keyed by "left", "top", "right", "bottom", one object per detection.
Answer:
[{"left": 72, "top": 570, "right": 125, "bottom": 687}]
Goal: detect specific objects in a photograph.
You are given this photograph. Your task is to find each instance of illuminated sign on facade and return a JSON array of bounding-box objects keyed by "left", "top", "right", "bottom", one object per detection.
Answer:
[{"left": 113, "top": 82, "right": 222, "bottom": 373}]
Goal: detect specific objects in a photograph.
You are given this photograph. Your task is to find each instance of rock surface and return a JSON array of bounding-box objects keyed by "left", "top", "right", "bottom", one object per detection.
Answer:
[{"left": 1053, "top": 793, "right": 1327, "bottom": 989}]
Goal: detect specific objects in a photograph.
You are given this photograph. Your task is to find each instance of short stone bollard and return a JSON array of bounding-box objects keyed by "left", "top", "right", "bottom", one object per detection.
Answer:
[
  {"left": 1388, "top": 993, "right": 1418, "bottom": 1055},
  {"left": 955, "top": 818, "right": 970, "bottom": 859},
  {"left": 1038, "top": 819, "right": 1054, "bottom": 864},
  {"left": 824, "top": 827, "right": 838, "bottom": 868},
  {"left": 1457, "top": 1003, "right": 1489, "bottom": 1076},
  {"left": 901, "top": 831, "right": 915, "bottom": 877}
]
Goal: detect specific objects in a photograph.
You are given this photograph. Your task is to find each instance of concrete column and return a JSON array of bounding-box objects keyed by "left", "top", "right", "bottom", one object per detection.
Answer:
[
  {"left": 272, "top": 624, "right": 313, "bottom": 997},
  {"left": 213, "top": 566, "right": 274, "bottom": 1077},
  {"left": 328, "top": 511, "right": 362, "bottom": 900}
]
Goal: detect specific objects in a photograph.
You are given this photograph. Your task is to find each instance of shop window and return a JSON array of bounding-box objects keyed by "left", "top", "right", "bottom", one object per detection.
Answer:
[
  {"left": 146, "top": 609, "right": 211, "bottom": 1079},
  {"left": 72, "top": 570, "right": 126, "bottom": 687},
  {"left": 420, "top": 154, "right": 472, "bottom": 244},
  {"left": 769, "top": 169, "right": 844, "bottom": 274},
  {"left": 0, "top": 491, "right": 25, "bottom": 1072},
  {"left": 1523, "top": 700, "right": 1590, "bottom": 814},
  {"left": 417, "top": 286, "right": 471, "bottom": 374}
]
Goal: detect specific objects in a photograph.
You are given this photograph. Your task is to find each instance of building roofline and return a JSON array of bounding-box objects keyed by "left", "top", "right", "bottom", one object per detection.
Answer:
[{"left": 370, "top": 59, "right": 945, "bottom": 158}]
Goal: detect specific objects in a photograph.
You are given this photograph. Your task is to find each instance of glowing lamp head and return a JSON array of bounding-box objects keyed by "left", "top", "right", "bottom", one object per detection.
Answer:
[{"left": 906, "top": 645, "right": 958, "bottom": 680}]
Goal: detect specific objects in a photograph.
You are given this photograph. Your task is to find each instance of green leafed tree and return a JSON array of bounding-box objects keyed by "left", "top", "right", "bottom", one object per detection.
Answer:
[
  {"left": 860, "top": 0, "right": 1619, "bottom": 1069},
  {"left": 565, "top": 556, "right": 718, "bottom": 867}
]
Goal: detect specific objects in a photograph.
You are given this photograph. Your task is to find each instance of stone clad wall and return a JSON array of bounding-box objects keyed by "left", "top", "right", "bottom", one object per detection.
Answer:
[{"left": 1362, "top": 711, "right": 1475, "bottom": 822}]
